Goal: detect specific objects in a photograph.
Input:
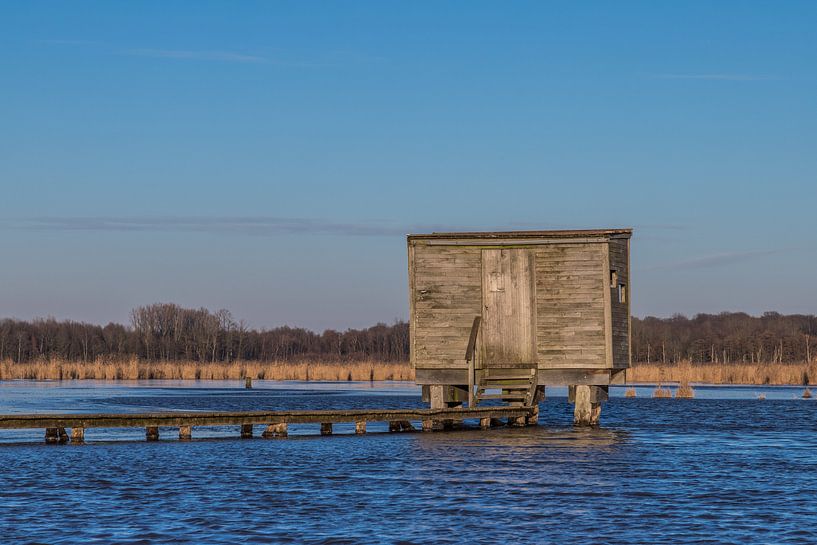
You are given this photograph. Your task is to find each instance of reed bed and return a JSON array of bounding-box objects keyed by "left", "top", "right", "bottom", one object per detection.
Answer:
[
  {"left": 624, "top": 387, "right": 637, "bottom": 398},
  {"left": 652, "top": 384, "right": 672, "bottom": 398},
  {"left": 629, "top": 361, "right": 817, "bottom": 386},
  {"left": 675, "top": 382, "right": 695, "bottom": 399},
  {"left": 0, "top": 358, "right": 414, "bottom": 382}
]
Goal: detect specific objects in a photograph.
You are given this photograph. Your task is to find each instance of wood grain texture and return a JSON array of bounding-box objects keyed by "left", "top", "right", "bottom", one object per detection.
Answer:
[{"left": 481, "top": 248, "right": 536, "bottom": 365}]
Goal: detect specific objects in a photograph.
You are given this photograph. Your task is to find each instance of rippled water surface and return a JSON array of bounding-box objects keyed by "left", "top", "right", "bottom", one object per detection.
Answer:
[{"left": 1, "top": 381, "right": 816, "bottom": 544}]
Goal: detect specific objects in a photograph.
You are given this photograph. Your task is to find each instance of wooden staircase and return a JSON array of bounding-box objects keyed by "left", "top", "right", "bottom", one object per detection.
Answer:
[{"left": 474, "top": 367, "right": 538, "bottom": 407}]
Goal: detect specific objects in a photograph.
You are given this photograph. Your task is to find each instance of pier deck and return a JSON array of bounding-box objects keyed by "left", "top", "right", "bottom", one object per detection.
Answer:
[{"left": 0, "top": 406, "right": 536, "bottom": 443}]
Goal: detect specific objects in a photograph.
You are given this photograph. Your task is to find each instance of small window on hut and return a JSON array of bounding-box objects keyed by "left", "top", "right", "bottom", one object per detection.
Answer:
[
  {"left": 618, "top": 284, "right": 627, "bottom": 304},
  {"left": 610, "top": 270, "right": 618, "bottom": 288}
]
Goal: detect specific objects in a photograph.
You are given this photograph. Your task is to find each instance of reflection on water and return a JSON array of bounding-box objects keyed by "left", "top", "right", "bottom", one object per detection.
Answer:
[{"left": 0, "top": 381, "right": 816, "bottom": 544}]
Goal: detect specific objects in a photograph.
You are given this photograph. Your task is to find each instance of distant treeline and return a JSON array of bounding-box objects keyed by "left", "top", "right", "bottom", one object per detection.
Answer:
[
  {"left": 2, "top": 306, "right": 816, "bottom": 365},
  {"left": 0, "top": 304, "right": 408, "bottom": 363},
  {"left": 633, "top": 312, "right": 817, "bottom": 364}
]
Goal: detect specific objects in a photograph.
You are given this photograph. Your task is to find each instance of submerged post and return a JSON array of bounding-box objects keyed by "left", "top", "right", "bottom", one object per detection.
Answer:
[
  {"left": 571, "top": 385, "right": 605, "bottom": 426},
  {"left": 355, "top": 421, "right": 366, "bottom": 434},
  {"left": 320, "top": 423, "right": 333, "bottom": 435},
  {"left": 262, "top": 423, "right": 288, "bottom": 438},
  {"left": 179, "top": 425, "right": 192, "bottom": 441},
  {"left": 245, "top": 377, "right": 253, "bottom": 389},
  {"left": 71, "top": 427, "right": 85, "bottom": 444},
  {"left": 146, "top": 426, "right": 159, "bottom": 441},
  {"left": 240, "top": 424, "right": 253, "bottom": 438},
  {"left": 479, "top": 417, "right": 491, "bottom": 429}
]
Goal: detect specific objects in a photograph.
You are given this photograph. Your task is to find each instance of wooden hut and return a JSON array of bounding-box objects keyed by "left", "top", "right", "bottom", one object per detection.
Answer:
[{"left": 407, "top": 229, "right": 632, "bottom": 425}]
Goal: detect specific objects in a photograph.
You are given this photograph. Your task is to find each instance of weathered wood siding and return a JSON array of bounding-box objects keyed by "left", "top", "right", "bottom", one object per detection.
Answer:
[
  {"left": 481, "top": 248, "right": 537, "bottom": 364},
  {"left": 410, "top": 243, "right": 482, "bottom": 369},
  {"left": 609, "top": 238, "right": 631, "bottom": 368},
  {"left": 534, "top": 243, "right": 608, "bottom": 369}
]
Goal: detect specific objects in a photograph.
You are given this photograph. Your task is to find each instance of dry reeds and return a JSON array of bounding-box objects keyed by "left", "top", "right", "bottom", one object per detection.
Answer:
[
  {"left": 653, "top": 384, "right": 672, "bottom": 398},
  {"left": 629, "top": 360, "right": 817, "bottom": 386},
  {"left": 804, "top": 388, "right": 813, "bottom": 399},
  {"left": 0, "top": 357, "right": 414, "bottom": 382},
  {"left": 675, "top": 382, "right": 694, "bottom": 399},
  {"left": 757, "top": 393, "right": 766, "bottom": 400},
  {"left": 624, "top": 387, "right": 637, "bottom": 398}
]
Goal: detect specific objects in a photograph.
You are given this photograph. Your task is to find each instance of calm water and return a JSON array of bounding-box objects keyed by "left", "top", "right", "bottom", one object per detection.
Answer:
[{"left": 1, "top": 381, "right": 816, "bottom": 544}]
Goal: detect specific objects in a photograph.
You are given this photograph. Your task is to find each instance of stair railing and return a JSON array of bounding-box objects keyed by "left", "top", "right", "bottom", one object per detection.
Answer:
[{"left": 465, "top": 316, "right": 481, "bottom": 407}]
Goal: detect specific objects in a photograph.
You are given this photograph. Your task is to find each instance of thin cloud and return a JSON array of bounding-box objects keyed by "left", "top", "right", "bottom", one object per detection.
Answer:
[
  {"left": 645, "top": 249, "right": 781, "bottom": 271},
  {"left": 123, "top": 48, "right": 267, "bottom": 63},
  {"left": 654, "top": 73, "right": 776, "bottom": 81},
  {"left": 1, "top": 216, "right": 462, "bottom": 237}
]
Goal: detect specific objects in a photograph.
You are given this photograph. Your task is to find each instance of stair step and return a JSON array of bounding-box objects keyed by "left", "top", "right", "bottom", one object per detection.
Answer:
[
  {"left": 476, "top": 394, "right": 527, "bottom": 401},
  {"left": 482, "top": 374, "right": 533, "bottom": 381}
]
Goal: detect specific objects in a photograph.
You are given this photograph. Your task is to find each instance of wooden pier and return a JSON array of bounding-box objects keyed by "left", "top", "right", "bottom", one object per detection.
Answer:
[{"left": 0, "top": 406, "right": 536, "bottom": 444}]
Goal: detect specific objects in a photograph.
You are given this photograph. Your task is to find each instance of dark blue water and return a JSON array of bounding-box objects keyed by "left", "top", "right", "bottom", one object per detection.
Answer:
[{"left": 1, "top": 381, "right": 816, "bottom": 544}]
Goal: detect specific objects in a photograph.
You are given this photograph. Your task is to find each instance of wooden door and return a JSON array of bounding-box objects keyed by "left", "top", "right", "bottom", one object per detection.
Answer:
[{"left": 481, "top": 248, "right": 537, "bottom": 366}]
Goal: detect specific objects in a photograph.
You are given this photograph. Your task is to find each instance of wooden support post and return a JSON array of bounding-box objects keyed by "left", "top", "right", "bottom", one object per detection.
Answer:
[
  {"left": 45, "top": 428, "right": 59, "bottom": 444},
  {"left": 245, "top": 377, "right": 253, "bottom": 389},
  {"left": 526, "top": 404, "right": 540, "bottom": 426},
  {"left": 58, "top": 427, "right": 69, "bottom": 443},
  {"left": 389, "top": 421, "right": 400, "bottom": 432},
  {"left": 479, "top": 417, "right": 491, "bottom": 429},
  {"left": 355, "top": 421, "right": 366, "bottom": 434},
  {"left": 422, "top": 419, "right": 434, "bottom": 432},
  {"left": 509, "top": 416, "right": 527, "bottom": 427},
  {"left": 71, "top": 427, "right": 85, "bottom": 444},
  {"left": 572, "top": 385, "right": 603, "bottom": 426},
  {"left": 262, "top": 423, "right": 288, "bottom": 438},
  {"left": 146, "top": 426, "right": 159, "bottom": 441},
  {"left": 179, "top": 425, "right": 192, "bottom": 441},
  {"left": 240, "top": 424, "right": 253, "bottom": 438},
  {"left": 320, "top": 423, "right": 332, "bottom": 436},
  {"left": 429, "top": 384, "right": 445, "bottom": 430}
]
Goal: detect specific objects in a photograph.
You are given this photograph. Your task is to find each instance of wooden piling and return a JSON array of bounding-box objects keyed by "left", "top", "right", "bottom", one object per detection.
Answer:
[
  {"left": 146, "top": 426, "right": 159, "bottom": 441},
  {"left": 179, "top": 425, "right": 192, "bottom": 441},
  {"left": 421, "top": 419, "right": 433, "bottom": 432},
  {"left": 355, "top": 421, "right": 366, "bottom": 434},
  {"left": 262, "top": 423, "right": 288, "bottom": 438},
  {"left": 245, "top": 377, "right": 253, "bottom": 389},
  {"left": 45, "top": 427, "right": 59, "bottom": 444},
  {"left": 320, "top": 423, "right": 332, "bottom": 435},
  {"left": 240, "top": 424, "right": 253, "bottom": 438},
  {"left": 572, "top": 385, "right": 602, "bottom": 426},
  {"left": 71, "top": 427, "right": 85, "bottom": 444},
  {"left": 509, "top": 416, "right": 527, "bottom": 427},
  {"left": 479, "top": 417, "right": 491, "bottom": 429}
]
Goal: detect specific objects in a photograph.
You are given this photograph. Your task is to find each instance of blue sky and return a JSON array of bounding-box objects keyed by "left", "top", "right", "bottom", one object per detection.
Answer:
[{"left": 1, "top": 2, "right": 815, "bottom": 330}]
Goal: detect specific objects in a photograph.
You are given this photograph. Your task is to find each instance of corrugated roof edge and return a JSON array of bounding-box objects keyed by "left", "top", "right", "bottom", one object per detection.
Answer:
[{"left": 407, "top": 228, "right": 633, "bottom": 240}]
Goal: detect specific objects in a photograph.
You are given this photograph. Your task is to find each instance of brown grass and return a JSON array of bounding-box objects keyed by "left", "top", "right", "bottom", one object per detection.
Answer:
[
  {"left": 675, "top": 382, "right": 694, "bottom": 399},
  {"left": 652, "top": 384, "right": 672, "bottom": 398},
  {"left": 624, "top": 387, "right": 636, "bottom": 398},
  {"left": 629, "top": 360, "right": 817, "bottom": 386},
  {"left": 804, "top": 388, "right": 813, "bottom": 399},
  {"left": 0, "top": 357, "right": 414, "bottom": 382}
]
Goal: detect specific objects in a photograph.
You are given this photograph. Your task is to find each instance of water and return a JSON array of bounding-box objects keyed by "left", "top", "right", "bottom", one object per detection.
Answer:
[{"left": 1, "top": 381, "right": 816, "bottom": 544}]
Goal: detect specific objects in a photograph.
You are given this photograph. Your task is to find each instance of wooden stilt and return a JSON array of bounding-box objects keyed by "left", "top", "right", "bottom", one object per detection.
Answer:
[
  {"left": 146, "top": 426, "right": 159, "bottom": 441},
  {"left": 245, "top": 377, "right": 253, "bottom": 389},
  {"left": 572, "top": 385, "right": 603, "bottom": 426},
  {"left": 479, "top": 417, "right": 491, "bottom": 429},
  {"left": 320, "top": 423, "right": 332, "bottom": 435},
  {"left": 58, "top": 427, "right": 69, "bottom": 443},
  {"left": 355, "top": 421, "right": 366, "bottom": 434},
  {"left": 509, "top": 416, "right": 527, "bottom": 427},
  {"left": 422, "top": 419, "right": 434, "bottom": 432},
  {"left": 240, "top": 424, "right": 253, "bottom": 438},
  {"left": 71, "top": 427, "right": 85, "bottom": 444},
  {"left": 45, "top": 428, "right": 59, "bottom": 444},
  {"left": 179, "top": 425, "right": 192, "bottom": 441},
  {"left": 526, "top": 403, "right": 540, "bottom": 426},
  {"left": 262, "top": 423, "right": 287, "bottom": 438}
]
